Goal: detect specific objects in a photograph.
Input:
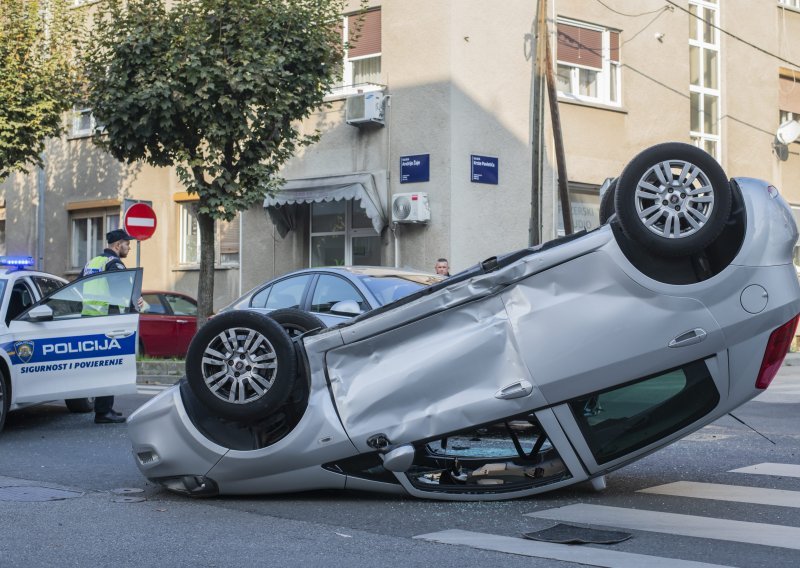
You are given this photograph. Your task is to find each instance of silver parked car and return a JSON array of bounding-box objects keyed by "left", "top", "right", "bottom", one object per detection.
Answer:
[{"left": 128, "top": 143, "right": 800, "bottom": 501}]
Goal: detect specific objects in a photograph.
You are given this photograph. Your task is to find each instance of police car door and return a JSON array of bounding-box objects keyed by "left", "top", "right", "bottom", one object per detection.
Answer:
[{"left": 6, "top": 269, "right": 142, "bottom": 404}]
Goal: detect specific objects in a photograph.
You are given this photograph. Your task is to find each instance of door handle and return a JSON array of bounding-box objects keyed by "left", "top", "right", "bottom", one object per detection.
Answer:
[
  {"left": 176, "top": 319, "right": 189, "bottom": 324},
  {"left": 669, "top": 328, "right": 707, "bottom": 348},
  {"left": 495, "top": 380, "right": 534, "bottom": 400},
  {"left": 107, "top": 330, "right": 134, "bottom": 338}
]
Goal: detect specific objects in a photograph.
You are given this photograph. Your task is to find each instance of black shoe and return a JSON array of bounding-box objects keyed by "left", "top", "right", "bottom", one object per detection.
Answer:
[
  {"left": 95, "top": 412, "right": 126, "bottom": 424},
  {"left": 111, "top": 409, "right": 123, "bottom": 417}
]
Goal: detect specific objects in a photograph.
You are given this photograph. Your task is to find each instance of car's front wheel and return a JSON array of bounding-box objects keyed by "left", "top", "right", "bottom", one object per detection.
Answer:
[
  {"left": 268, "top": 308, "right": 326, "bottom": 338},
  {"left": 614, "top": 142, "right": 732, "bottom": 257},
  {"left": 185, "top": 310, "right": 297, "bottom": 422},
  {"left": 65, "top": 397, "right": 95, "bottom": 413}
]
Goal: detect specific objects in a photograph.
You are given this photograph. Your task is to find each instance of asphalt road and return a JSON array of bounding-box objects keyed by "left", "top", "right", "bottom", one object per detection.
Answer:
[{"left": 0, "top": 370, "right": 799, "bottom": 567}]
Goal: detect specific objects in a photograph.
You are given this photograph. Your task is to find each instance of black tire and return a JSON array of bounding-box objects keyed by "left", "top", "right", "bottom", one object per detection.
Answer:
[
  {"left": 0, "top": 373, "right": 9, "bottom": 433},
  {"left": 614, "top": 143, "right": 732, "bottom": 257},
  {"left": 138, "top": 339, "right": 146, "bottom": 356},
  {"left": 599, "top": 179, "right": 617, "bottom": 225},
  {"left": 65, "top": 397, "right": 95, "bottom": 413},
  {"left": 268, "top": 308, "right": 326, "bottom": 338},
  {"left": 185, "top": 310, "right": 297, "bottom": 422}
]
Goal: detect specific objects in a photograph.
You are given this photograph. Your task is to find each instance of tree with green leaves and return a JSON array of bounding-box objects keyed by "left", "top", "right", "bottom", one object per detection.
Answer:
[
  {"left": 81, "top": 0, "right": 351, "bottom": 325},
  {"left": 0, "top": 0, "right": 81, "bottom": 181}
]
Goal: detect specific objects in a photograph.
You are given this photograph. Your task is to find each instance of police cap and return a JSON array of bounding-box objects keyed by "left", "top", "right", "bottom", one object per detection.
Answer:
[{"left": 107, "top": 229, "right": 134, "bottom": 244}]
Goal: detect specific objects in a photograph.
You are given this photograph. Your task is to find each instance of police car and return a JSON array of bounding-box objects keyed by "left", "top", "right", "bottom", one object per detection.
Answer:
[{"left": 0, "top": 257, "right": 142, "bottom": 432}]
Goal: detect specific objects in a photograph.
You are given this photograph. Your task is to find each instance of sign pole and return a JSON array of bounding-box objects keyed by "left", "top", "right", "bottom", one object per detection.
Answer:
[{"left": 136, "top": 240, "right": 141, "bottom": 268}]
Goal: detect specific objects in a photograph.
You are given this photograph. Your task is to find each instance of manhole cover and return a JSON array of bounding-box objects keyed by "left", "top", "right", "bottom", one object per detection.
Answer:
[
  {"left": 112, "top": 496, "right": 146, "bottom": 503},
  {"left": 111, "top": 488, "right": 144, "bottom": 495},
  {"left": 0, "top": 486, "right": 83, "bottom": 502}
]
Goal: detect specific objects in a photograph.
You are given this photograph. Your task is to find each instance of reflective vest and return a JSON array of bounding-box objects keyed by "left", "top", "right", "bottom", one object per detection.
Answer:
[{"left": 81, "top": 255, "right": 118, "bottom": 316}]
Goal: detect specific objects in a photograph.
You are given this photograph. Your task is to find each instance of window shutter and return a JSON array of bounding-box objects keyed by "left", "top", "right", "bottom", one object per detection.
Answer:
[
  {"left": 779, "top": 75, "right": 800, "bottom": 115},
  {"left": 610, "top": 31, "right": 620, "bottom": 63},
  {"left": 219, "top": 215, "right": 240, "bottom": 255},
  {"left": 557, "top": 23, "right": 602, "bottom": 69},
  {"left": 348, "top": 8, "right": 381, "bottom": 58}
]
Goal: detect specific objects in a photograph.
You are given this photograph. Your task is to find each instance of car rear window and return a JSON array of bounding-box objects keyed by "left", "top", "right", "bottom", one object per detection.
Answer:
[
  {"left": 569, "top": 359, "right": 719, "bottom": 465},
  {"left": 358, "top": 276, "right": 427, "bottom": 306}
]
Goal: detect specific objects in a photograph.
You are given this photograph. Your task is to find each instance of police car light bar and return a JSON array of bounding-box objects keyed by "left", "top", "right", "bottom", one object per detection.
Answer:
[{"left": 0, "top": 256, "right": 35, "bottom": 267}]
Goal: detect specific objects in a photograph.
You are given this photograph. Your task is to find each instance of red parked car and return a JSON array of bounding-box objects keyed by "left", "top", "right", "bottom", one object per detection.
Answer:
[{"left": 139, "top": 291, "right": 198, "bottom": 358}]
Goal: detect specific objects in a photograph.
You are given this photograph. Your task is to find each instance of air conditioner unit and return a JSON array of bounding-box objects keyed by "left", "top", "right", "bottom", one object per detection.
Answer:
[
  {"left": 346, "top": 92, "right": 385, "bottom": 126},
  {"left": 392, "top": 192, "right": 430, "bottom": 224}
]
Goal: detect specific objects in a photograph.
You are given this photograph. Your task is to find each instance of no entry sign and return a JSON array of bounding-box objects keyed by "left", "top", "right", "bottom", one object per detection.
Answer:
[{"left": 123, "top": 203, "right": 157, "bottom": 240}]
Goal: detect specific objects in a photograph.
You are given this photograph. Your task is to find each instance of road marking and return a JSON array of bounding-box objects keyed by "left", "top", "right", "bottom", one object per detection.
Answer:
[
  {"left": 730, "top": 462, "right": 800, "bottom": 478},
  {"left": 414, "top": 529, "right": 731, "bottom": 568},
  {"left": 527, "top": 504, "right": 800, "bottom": 550},
  {"left": 639, "top": 481, "right": 800, "bottom": 508}
]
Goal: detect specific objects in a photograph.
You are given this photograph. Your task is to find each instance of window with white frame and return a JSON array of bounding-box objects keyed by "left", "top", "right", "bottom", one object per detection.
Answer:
[
  {"left": 779, "top": 72, "right": 800, "bottom": 143},
  {"left": 69, "top": 208, "right": 120, "bottom": 270},
  {"left": 689, "top": 1, "right": 721, "bottom": 159},
  {"left": 779, "top": 0, "right": 800, "bottom": 11},
  {"left": 556, "top": 19, "right": 621, "bottom": 107},
  {"left": 178, "top": 202, "right": 240, "bottom": 266},
  {"left": 309, "top": 200, "right": 380, "bottom": 267},
  {"left": 70, "top": 105, "right": 104, "bottom": 138},
  {"left": 334, "top": 8, "right": 381, "bottom": 94}
]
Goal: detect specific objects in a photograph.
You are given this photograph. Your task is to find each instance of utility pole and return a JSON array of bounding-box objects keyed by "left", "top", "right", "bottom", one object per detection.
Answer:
[
  {"left": 543, "top": 4, "right": 573, "bottom": 235},
  {"left": 529, "top": 0, "right": 547, "bottom": 247},
  {"left": 531, "top": 0, "right": 573, "bottom": 242}
]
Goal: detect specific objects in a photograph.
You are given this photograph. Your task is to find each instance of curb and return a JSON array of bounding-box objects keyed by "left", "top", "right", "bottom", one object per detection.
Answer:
[{"left": 136, "top": 360, "right": 184, "bottom": 386}]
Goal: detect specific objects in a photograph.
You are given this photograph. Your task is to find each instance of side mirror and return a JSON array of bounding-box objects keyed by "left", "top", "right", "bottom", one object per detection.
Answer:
[
  {"left": 26, "top": 304, "right": 54, "bottom": 322},
  {"left": 330, "top": 300, "right": 363, "bottom": 317}
]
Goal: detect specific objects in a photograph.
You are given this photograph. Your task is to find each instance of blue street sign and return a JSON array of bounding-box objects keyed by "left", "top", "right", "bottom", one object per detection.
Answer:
[
  {"left": 471, "top": 155, "right": 499, "bottom": 185},
  {"left": 400, "top": 154, "right": 430, "bottom": 183}
]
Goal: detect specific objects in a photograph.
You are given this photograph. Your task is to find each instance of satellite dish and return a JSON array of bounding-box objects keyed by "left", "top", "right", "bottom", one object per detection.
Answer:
[{"left": 776, "top": 119, "right": 800, "bottom": 145}]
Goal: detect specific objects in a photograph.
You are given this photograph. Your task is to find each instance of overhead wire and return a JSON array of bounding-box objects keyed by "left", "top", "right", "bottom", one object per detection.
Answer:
[
  {"left": 664, "top": 0, "right": 800, "bottom": 69},
  {"left": 591, "top": 0, "right": 666, "bottom": 18}
]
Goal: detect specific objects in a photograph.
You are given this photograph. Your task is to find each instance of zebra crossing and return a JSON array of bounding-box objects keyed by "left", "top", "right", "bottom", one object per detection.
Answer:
[
  {"left": 415, "top": 461, "right": 800, "bottom": 567},
  {"left": 136, "top": 383, "right": 169, "bottom": 396}
]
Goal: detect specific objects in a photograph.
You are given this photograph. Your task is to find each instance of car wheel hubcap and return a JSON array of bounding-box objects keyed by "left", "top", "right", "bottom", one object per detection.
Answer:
[
  {"left": 634, "top": 160, "right": 715, "bottom": 239},
  {"left": 201, "top": 327, "right": 278, "bottom": 404}
]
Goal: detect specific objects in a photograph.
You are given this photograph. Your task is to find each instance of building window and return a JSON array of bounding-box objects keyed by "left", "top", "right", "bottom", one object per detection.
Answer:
[
  {"left": 69, "top": 208, "right": 120, "bottom": 270},
  {"left": 779, "top": 0, "right": 800, "bottom": 11},
  {"left": 178, "top": 203, "right": 240, "bottom": 266},
  {"left": 779, "top": 72, "right": 800, "bottom": 144},
  {"left": 556, "top": 19, "right": 621, "bottom": 107},
  {"left": 70, "top": 105, "right": 103, "bottom": 138},
  {"left": 334, "top": 8, "right": 381, "bottom": 94},
  {"left": 689, "top": 1, "right": 721, "bottom": 159},
  {"left": 310, "top": 200, "right": 380, "bottom": 267}
]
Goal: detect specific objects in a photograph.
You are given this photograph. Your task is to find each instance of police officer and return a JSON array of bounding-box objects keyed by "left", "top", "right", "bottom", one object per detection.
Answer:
[{"left": 81, "top": 228, "right": 137, "bottom": 424}]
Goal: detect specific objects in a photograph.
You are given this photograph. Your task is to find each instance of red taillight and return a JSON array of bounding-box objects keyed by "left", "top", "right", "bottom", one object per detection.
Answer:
[{"left": 755, "top": 314, "right": 800, "bottom": 389}]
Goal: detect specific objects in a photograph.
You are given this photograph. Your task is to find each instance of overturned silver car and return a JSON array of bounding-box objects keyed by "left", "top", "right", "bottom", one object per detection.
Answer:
[{"left": 128, "top": 143, "right": 800, "bottom": 500}]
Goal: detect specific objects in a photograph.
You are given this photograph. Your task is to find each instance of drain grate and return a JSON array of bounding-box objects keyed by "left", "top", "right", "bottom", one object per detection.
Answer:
[{"left": 0, "top": 485, "right": 83, "bottom": 502}]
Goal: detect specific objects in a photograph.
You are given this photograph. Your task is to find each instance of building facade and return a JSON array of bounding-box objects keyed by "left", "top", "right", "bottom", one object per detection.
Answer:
[{"left": 1, "top": 0, "right": 799, "bottom": 309}]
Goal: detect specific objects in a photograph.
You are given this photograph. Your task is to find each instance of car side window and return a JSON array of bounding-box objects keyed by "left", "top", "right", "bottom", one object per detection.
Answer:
[
  {"left": 6, "top": 281, "right": 36, "bottom": 324},
  {"left": 21, "top": 270, "right": 138, "bottom": 320},
  {"left": 32, "top": 276, "right": 64, "bottom": 298},
  {"left": 250, "top": 285, "right": 272, "bottom": 308},
  {"left": 141, "top": 294, "right": 167, "bottom": 314},
  {"left": 310, "top": 275, "right": 367, "bottom": 315},
  {"left": 263, "top": 275, "right": 311, "bottom": 310},
  {"left": 166, "top": 294, "right": 197, "bottom": 316}
]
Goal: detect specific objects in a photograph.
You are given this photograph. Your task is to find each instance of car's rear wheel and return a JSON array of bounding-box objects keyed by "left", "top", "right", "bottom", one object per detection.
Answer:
[
  {"left": 0, "top": 373, "right": 9, "bottom": 433},
  {"left": 268, "top": 308, "right": 325, "bottom": 338},
  {"left": 65, "top": 397, "right": 95, "bottom": 413},
  {"left": 185, "top": 310, "right": 297, "bottom": 422},
  {"left": 614, "top": 143, "right": 732, "bottom": 257}
]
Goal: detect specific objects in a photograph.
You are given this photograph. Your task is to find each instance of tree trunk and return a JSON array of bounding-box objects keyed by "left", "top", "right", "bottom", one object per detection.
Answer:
[{"left": 196, "top": 210, "right": 216, "bottom": 328}]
